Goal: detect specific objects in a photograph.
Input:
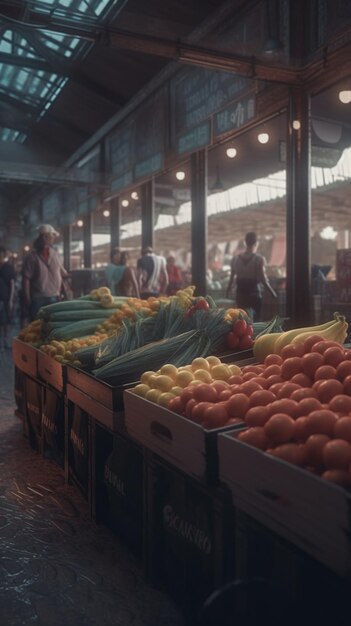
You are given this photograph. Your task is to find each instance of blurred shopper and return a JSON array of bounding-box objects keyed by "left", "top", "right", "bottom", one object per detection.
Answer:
[
  {"left": 166, "top": 255, "right": 183, "bottom": 296},
  {"left": 105, "top": 248, "right": 140, "bottom": 297},
  {"left": 105, "top": 247, "right": 122, "bottom": 295},
  {"left": 137, "top": 246, "right": 168, "bottom": 299},
  {"left": 0, "top": 246, "right": 16, "bottom": 348},
  {"left": 22, "top": 224, "right": 68, "bottom": 321},
  {"left": 226, "top": 231, "right": 277, "bottom": 321}
]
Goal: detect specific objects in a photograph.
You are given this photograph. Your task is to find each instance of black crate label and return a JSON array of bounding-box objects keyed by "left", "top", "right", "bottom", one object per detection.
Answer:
[
  {"left": 104, "top": 437, "right": 142, "bottom": 507},
  {"left": 42, "top": 413, "right": 58, "bottom": 435},
  {"left": 70, "top": 405, "right": 87, "bottom": 456},
  {"left": 162, "top": 504, "right": 212, "bottom": 555},
  {"left": 25, "top": 377, "right": 41, "bottom": 435},
  {"left": 104, "top": 461, "right": 126, "bottom": 497},
  {"left": 42, "top": 387, "right": 64, "bottom": 455},
  {"left": 102, "top": 436, "right": 143, "bottom": 555}
]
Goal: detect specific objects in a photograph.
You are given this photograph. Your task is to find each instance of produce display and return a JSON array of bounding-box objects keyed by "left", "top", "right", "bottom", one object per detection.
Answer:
[
  {"left": 18, "top": 285, "right": 284, "bottom": 367},
  {"left": 253, "top": 312, "right": 348, "bottom": 360},
  {"left": 129, "top": 314, "right": 351, "bottom": 489}
]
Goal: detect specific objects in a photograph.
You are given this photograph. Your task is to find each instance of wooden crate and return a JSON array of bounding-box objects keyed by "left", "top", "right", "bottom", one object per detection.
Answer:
[
  {"left": 66, "top": 384, "right": 124, "bottom": 432},
  {"left": 12, "top": 337, "right": 38, "bottom": 377},
  {"left": 146, "top": 454, "right": 231, "bottom": 614},
  {"left": 38, "top": 351, "right": 66, "bottom": 393},
  {"left": 124, "top": 391, "right": 242, "bottom": 485},
  {"left": 67, "top": 365, "right": 133, "bottom": 413},
  {"left": 218, "top": 431, "right": 351, "bottom": 577},
  {"left": 92, "top": 422, "right": 146, "bottom": 559}
]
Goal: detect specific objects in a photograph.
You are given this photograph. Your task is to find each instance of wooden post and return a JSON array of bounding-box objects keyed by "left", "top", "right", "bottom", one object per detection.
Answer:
[
  {"left": 141, "top": 180, "right": 155, "bottom": 252},
  {"left": 191, "top": 149, "right": 207, "bottom": 297},
  {"left": 62, "top": 224, "right": 71, "bottom": 271},
  {"left": 83, "top": 211, "right": 93, "bottom": 269},
  {"left": 110, "top": 196, "right": 121, "bottom": 251},
  {"left": 286, "top": 86, "right": 312, "bottom": 326}
]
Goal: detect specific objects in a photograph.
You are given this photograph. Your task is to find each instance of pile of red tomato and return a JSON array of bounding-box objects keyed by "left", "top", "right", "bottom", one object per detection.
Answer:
[
  {"left": 225, "top": 316, "right": 254, "bottom": 351},
  {"left": 168, "top": 334, "right": 351, "bottom": 488}
]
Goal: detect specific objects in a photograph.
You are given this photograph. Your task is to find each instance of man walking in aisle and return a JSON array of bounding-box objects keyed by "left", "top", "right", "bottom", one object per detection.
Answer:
[{"left": 137, "top": 246, "right": 168, "bottom": 299}]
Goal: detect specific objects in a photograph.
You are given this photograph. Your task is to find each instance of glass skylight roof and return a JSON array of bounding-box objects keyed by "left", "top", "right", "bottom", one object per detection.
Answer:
[{"left": 0, "top": 0, "right": 123, "bottom": 142}]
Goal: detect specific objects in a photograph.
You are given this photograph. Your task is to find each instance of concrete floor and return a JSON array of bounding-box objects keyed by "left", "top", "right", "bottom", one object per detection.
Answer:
[{"left": 0, "top": 341, "right": 185, "bottom": 626}]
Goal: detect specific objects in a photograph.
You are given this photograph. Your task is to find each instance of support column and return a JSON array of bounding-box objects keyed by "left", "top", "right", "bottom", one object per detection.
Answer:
[
  {"left": 286, "top": 87, "right": 312, "bottom": 326},
  {"left": 62, "top": 224, "right": 71, "bottom": 271},
  {"left": 141, "top": 180, "right": 155, "bottom": 252},
  {"left": 83, "top": 212, "right": 93, "bottom": 269},
  {"left": 110, "top": 196, "right": 121, "bottom": 251},
  {"left": 191, "top": 149, "right": 207, "bottom": 297}
]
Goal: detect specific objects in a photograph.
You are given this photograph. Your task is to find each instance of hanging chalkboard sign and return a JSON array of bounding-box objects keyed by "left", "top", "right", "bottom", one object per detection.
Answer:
[
  {"left": 135, "top": 153, "right": 163, "bottom": 179},
  {"left": 134, "top": 87, "right": 167, "bottom": 180},
  {"left": 177, "top": 122, "right": 210, "bottom": 155},
  {"left": 108, "top": 123, "right": 135, "bottom": 178},
  {"left": 214, "top": 93, "right": 256, "bottom": 137},
  {"left": 111, "top": 170, "right": 133, "bottom": 193},
  {"left": 172, "top": 67, "right": 251, "bottom": 136}
]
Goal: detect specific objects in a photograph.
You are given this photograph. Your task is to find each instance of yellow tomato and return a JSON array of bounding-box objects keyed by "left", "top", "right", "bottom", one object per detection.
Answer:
[
  {"left": 194, "top": 369, "right": 213, "bottom": 383},
  {"left": 206, "top": 355, "right": 222, "bottom": 367},
  {"left": 140, "top": 370, "right": 156, "bottom": 385},
  {"left": 211, "top": 364, "right": 231, "bottom": 381},
  {"left": 157, "top": 392, "right": 176, "bottom": 408},
  {"left": 175, "top": 370, "right": 195, "bottom": 387},
  {"left": 191, "top": 357, "right": 210, "bottom": 372},
  {"left": 146, "top": 388, "right": 162, "bottom": 403},
  {"left": 147, "top": 373, "right": 159, "bottom": 388},
  {"left": 132, "top": 383, "right": 150, "bottom": 397},
  {"left": 160, "top": 364, "right": 178, "bottom": 379},
  {"left": 154, "top": 375, "right": 174, "bottom": 392},
  {"left": 170, "top": 386, "right": 183, "bottom": 396},
  {"left": 228, "top": 364, "right": 242, "bottom": 375}
]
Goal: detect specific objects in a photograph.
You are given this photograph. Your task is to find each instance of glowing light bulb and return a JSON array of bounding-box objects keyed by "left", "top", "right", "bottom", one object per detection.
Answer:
[
  {"left": 77, "top": 220, "right": 83, "bottom": 227},
  {"left": 24, "top": 245, "right": 30, "bottom": 252},
  {"left": 226, "top": 147, "right": 237, "bottom": 158},
  {"left": 131, "top": 191, "right": 139, "bottom": 200},
  {"left": 292, "top": 120, "right": 301, "bottom": 130},
  {"left": 121, "top": 199, "right": 129, "bottom": 207},
  {"left": 339, "top": 90, "right": 351, "bottom": 104},
  {"left": 258, "top": 132, "right": 269, "bottom": 144},
  {"left": 103, "top": 209, "right": 110, "bottom": 217},
  {"left": 176, "top": 171, "right": 185, "bottom": 181}
]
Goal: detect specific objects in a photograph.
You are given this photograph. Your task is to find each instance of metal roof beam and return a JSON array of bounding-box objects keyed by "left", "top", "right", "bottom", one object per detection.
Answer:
[
  {"left": 0, "top": 12, "right": 300, "bottom": 85},
  {"left": 0, "top": 91, "right": 88, "bottom": 141},
  {"left": 0, "top": 159, "right": 107, "bottom": 187},
  {"left": 1, "top": 23, "right": 126, "bottom": 107}
]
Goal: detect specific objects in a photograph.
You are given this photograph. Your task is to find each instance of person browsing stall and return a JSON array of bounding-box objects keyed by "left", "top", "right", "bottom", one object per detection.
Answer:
[
  {"left": 137, "top": 246, "right": 168, "bottom": 299},
  {"left": 105, "top": 248, "right": 139, "bottom": 297},
  {"left": 22, "top": 224, "right": 68, "bottom": 320},
  {"left": 226, "top": 231, "right": 277, "bottom": 321}
]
